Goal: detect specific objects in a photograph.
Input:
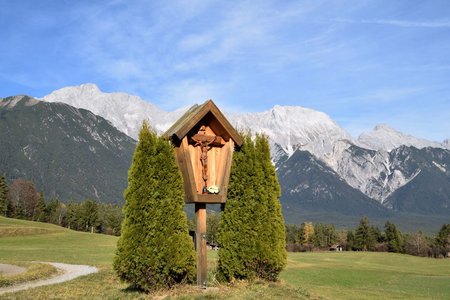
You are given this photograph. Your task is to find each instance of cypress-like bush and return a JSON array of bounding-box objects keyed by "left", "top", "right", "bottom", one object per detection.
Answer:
[
  {"left": 113, "top": 122, "right": 195, "bottom": 291},
  {"left": 254, "top": 134, "right": 286, "bottom": 280},
  {"left": 216, "top": 134, "right": 286, "bottom": 282}
]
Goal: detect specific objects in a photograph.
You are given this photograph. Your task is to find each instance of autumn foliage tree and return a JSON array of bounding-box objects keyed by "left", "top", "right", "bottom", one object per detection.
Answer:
[
  {"left": 113, "top": 122, "right": 195, "bottom": 291},
  {"left": 0, "top": 174, "right": 8, "bottom": 216},
  {"left": 7, "top": 179, "right": 42, "bottom": 220}
]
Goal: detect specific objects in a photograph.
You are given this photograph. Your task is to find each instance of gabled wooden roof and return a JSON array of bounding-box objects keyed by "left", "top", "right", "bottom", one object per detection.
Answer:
[{"left": 164, "top": 99, "right": 243, "bottom": 146}]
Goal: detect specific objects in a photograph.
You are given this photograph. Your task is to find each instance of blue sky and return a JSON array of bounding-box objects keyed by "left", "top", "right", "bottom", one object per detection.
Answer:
[{"left": 1, "top": 0, "right": 449, "bottom": 141}]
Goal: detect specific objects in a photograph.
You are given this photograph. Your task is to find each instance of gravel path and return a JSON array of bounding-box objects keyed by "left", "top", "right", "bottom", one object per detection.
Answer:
[
  {"left": 0, "top": 264, "right": 27, "bottom": 276},
  {"left": 0, "top": 262, "right": 98, "bottom": 296}
]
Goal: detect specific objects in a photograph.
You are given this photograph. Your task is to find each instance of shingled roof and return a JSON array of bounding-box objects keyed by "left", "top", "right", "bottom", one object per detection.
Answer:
[{"left": 164, "top": 99, "right": 243, "bottom": 147}]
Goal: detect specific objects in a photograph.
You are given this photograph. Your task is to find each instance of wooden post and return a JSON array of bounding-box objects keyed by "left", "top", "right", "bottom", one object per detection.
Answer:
[{"left": 195, "top": 203, "right": 207, "bottom": 288}]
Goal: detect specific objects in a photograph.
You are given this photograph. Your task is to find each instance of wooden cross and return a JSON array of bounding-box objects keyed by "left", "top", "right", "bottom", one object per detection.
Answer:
[{"left": 191, "top": 125, "right": 223, "bottom": 193}]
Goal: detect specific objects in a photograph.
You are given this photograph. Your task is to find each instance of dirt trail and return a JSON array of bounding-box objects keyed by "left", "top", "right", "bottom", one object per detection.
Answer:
[
  {"left": 0, "top": 262, "right": 98, "bottom": 296},
  {"left": 0, "top": 264, "right": 27, "bottom": 276}
]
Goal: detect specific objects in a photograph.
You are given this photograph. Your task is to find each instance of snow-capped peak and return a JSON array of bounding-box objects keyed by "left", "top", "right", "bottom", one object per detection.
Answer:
[
  {"left": 358, "top": 123, "right": 446, "bottom": 151},
  {"left": 42, "top": 84, "right": 354, "bottom": 163},
  {"left": 42, "top": 83, "right": 185, "bottom": 138},
  {"left": 228, "top": 105, "right": 354, "bottom": 158}
]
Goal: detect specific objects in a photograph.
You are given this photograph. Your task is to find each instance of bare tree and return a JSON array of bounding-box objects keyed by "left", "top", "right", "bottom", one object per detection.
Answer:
[{"left": 7, "top": 179, "right": 40, "bottom": 220}]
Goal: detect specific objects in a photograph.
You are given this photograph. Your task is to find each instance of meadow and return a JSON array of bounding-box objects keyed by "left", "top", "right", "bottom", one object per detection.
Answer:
[{"left": 1, "top": 216, "right": 449, "bottom": 299}]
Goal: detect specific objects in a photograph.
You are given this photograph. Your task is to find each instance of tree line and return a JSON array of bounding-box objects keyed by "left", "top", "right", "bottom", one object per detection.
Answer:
[
  {"left": 2, "top": 173, "right": 449, "bottom": 261},
  {"left": 286, "top": 216, "right": 450, "bottom": 258},
  {"left": 0, "top": 175, "right": 123, "bottom": 236}
]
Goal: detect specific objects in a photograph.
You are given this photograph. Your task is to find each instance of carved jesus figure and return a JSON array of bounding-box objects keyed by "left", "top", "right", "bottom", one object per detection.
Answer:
[{"left": 191, "top": 125, "right": 216, "bottom": 193}]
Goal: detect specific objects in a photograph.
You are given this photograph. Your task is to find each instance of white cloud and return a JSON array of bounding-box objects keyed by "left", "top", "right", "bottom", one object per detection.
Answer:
[{"left": 331, "top": 18, "right": 450, "bottom": 28}]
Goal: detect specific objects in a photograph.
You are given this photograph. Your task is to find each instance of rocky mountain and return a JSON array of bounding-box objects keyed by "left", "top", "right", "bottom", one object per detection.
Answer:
[
  {"left": 31, "top": 83, "right": 450, "bottom": 220},
  {"left": 43, "top": 84, "right": 355, "bottom": 163},
  {"left": 277, "top": 150, "right": 388, "bottom": 218},
  {"left": 229, "top": 106, "right": 355, "bottom": 159},
  {"left": 444, "top": 139, "right": 450, "bottom": 148},
  {"left": 0, "top": 95, "right": 135, "bottom": 202},
  {"left": 42, "top": 83, "right": 187, "bottom": 138},
  {"left": 358, "top": 124, "right": 448, "bottom": 151},
  {"left": 384, "top": 146, "right": 450, "bottom": 215}
]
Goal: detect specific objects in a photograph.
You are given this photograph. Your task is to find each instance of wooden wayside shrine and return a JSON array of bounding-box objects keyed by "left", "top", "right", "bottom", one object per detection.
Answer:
[{"left": 164, "top": 99, "right": 242, "bottom": 288}]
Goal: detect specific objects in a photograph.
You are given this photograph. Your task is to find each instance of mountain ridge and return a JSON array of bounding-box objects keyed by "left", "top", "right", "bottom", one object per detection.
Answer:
[
  {"left": 39, "top": 83, "right": 450, "bottom": 207},
  {"left": 42, "top": 83, "right": 449, "bottom": 152},
  {"left": 1, "top": 90, "right": 449, "bottom": 231},
  {"left": 0, "top": 95, "right": 135, "bottom": 202},
  {"left": 358, "top": 123, "right": 447, "bottom": 151}
]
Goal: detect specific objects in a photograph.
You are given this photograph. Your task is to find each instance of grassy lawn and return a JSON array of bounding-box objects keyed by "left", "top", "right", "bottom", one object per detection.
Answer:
[
  {"left": 1, "top": 216, "right": 449, "bottom": 299},
  {"left": 282, "top": 252, "right": 450, "bottom": 299}
]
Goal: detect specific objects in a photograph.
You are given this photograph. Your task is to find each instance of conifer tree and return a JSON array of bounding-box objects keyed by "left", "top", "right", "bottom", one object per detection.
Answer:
[
  {"left": 435, "top": 224, "right": 450, "bottom": 249},
  {"left": 113, "top": 122, "right": 195, "bottom": 291},
  {"left": 217, "top": 134, "right": 258, "bottom": 281},
  {"left": 355, "top": 217, "right": 376, "bottom": 251},
  {"left": 254, "top": 134, "right": 286, "bottom": 280},
  {"left": 384, "top": 221, "right": 404, "bottom": 253},
  {"left": 0, "top": 175, "right": 8, "bottom": 216},
  {"left": 217, "top": 133, "right": 286, "bottom": 282},
  {"left": 36, "top": 193, "right": 47, "bottom": 222}
]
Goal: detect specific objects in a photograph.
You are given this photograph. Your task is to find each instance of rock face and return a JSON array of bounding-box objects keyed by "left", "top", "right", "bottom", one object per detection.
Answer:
[
  {"left": 42, "top": 83, "right": 187, "bottom": 138},
  {"left": 443, "top": 139, "right": 450, "bottom": 149},
  {"left": 277, "top": 150, "right": 388, "bottom": 219},
  {"left": 0, "top": 95, "right": 135, "bottom": 202},
  {"left": 358, "top": 124, "right": 447, "bottom": 151},
  {"left": 35, "top": 84, "right": 450, "bottom": 217},
  {"left": 43, "top": 84, "right": 354, "bottom": 159},
  {"left": 228, "top": 105, "right": 354, "bottom": 159}
]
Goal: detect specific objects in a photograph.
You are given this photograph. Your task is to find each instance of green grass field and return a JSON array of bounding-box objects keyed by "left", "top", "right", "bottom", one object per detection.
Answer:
[{"left": 1, "top": 216, "right": 449, "bottom": 299}]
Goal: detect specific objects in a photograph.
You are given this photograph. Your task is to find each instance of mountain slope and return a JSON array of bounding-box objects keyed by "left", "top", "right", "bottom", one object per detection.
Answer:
[
  {"left": 43, "top": 84, "right": 355, "bottom": 160},
  {"left": 0, "top": 96, "right": 135, "bottom": 202},
  {"left": 42, "top": 83, "right": 186, "bottom": 138},
  {"left": 38, "top": 84, "right": 450, "bottom": 218},
  {"left": 277, "top": 150, "right": 388, "bottom": 219},
  {"left": 384, "top": 146, "right": 450, "bottom": 214}
]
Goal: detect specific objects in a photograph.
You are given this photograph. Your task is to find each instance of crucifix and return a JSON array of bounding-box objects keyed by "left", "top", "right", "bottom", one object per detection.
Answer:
[
  {"left": 191, "top": 125, "right": 221, "bottom": 194},
  {"left": 164, "top": 99, "right": 243, "bottom": 289}
]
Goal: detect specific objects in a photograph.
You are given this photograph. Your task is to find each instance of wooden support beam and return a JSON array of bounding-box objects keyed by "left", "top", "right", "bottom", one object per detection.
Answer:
[{"left": 195, "top": 203, "right": 207, "bottom": 288}]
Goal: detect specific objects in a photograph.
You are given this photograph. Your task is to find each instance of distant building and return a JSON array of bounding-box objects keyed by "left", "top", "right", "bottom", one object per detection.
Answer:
[{"left": 330, "top": 244, "right": 343, "bottom": 251}]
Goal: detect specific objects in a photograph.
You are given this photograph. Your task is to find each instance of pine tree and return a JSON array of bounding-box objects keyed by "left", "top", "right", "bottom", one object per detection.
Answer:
[
  {"left": 346, "top": 230, "right": 355, "bottom": 250},
  {"left": 384, "top": 221, "right": 404, "bottom": 253},
  {"left": 36, "top": 193, "right": 47, "bottom": 222},
  {"left": 113, "top": 122, "right": 195, "bottom": 291},
  {"left": 216, "top": 134, "right": 286, "bottom": 282},
  {"left": 354, "top": 217, "right": 376, "bottom": 251},
  {"left": 81, "top": 199, "right": 100, "bottom": 232},
  {"left": 435, "top": 224, "right": 450, "bottom": 249},
  {"left": 0, "top": 174, "right": 8, "bottom": 216},
  {"left": 313, "top": 223, "right": 326, "bottom": 247}
]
